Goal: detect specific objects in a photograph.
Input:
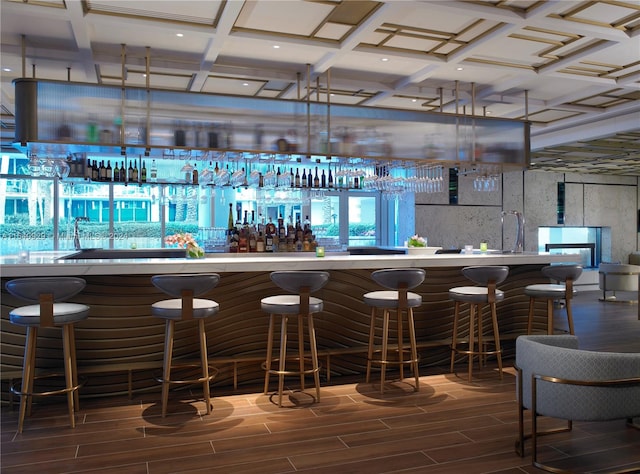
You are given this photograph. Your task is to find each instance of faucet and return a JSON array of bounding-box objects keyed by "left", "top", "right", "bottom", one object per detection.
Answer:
[
  {"left": 501, "top": 210, "right": 524, "bottom": 253},
  {"left": 74, "top": 216, "right": 90, "bottom": 250}
]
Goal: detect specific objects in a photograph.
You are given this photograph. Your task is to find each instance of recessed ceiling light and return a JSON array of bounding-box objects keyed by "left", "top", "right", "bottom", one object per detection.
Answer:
[
  {"left": 176, "top": 33, "right": 184, "bottom": 37},
  {"left": 381, "top": 57, "right": 389, "bottom": 62},
  {"left": 412, "top": 99, "right": 417, "bottom": 103},
  {"left": 242, "top": 82, "right": 249, "bottom": 86},
  {"left": 456, "top": 67, "right": 463, "bottom": 71},
  {"left": 3, "top": 68, "right": 11, "bottom": 72},
  {"left": 273, "top": 45, "right": 280, "bottom": 49}
]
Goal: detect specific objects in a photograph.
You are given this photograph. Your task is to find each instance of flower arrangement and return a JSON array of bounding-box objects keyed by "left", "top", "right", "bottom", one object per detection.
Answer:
[
  {"left": 165, "top": 232, "right": 205, "bottom": 258},
  {"left": 407, "top": 234, "right": 427, "bottom": 248}
]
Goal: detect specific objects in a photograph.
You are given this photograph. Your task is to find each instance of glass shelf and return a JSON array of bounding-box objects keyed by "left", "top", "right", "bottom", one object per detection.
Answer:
[{"left": 13, "top": 78, "right": 530, "bottom": 170}]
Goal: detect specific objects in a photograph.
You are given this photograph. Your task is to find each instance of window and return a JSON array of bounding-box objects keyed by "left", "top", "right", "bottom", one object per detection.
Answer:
[{"left": 1, "top": 152, "right": 389, "bottom": 254}]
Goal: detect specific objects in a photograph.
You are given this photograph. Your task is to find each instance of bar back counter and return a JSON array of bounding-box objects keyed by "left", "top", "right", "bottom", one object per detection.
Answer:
[{"left": 1, "top": 251, "right": 577, "bottom": 400}]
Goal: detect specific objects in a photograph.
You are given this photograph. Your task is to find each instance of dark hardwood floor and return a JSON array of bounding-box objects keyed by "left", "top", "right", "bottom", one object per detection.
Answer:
[{"left": 2, "top": 290, "right": 639, "bottom": 474}]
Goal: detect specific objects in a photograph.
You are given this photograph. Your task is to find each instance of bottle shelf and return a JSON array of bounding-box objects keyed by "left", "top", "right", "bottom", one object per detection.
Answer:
[{"left": 13, "top": 78, "right": 530, "bottom": 171}]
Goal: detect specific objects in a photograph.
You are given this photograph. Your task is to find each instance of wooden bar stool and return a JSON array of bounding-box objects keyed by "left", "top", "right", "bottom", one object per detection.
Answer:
[
  {"left": 151, "top": 273, "right": 220, "bottom": 417},
  {"left": 524, "top": 265, "right": 582, "bottom": 335},
  {"left": 261, "top": 271, "right": 329, "bottom": 407},
  {"left": 449, "top": 266, "right": 509, "bottom": 382},
  {"left": 6, "top": 277, "right": 90, "bottom": 433},
  {"left": 364, "top": 268, "right": 425, "bottom": 393}
]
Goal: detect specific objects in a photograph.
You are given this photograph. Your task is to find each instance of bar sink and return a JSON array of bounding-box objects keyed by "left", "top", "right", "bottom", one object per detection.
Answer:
[{"left": 57, "top": 248, "right": 187, "bottom": 260}]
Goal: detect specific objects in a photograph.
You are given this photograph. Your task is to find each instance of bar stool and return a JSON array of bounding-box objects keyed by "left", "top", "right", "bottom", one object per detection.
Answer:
[
  {"left": 261, "top": 271, "right": 329, "bottom": 407},
  {"left": 524, "top": 265, "right": 582, "bottom": 335},
  {"left": 6, "top": 277, "right": 90, "bottom": 433},
  {"left": 364, "top": 268, "right": 425, "bottom": 393},
  {"left": 449, "top": 266, "right": 509, "bottom": 382},
  {"left": 151, "top": 273, "right": 220, "bottom": 417}
]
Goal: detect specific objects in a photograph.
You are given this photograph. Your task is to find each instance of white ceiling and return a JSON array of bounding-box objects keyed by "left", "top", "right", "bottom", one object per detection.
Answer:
[{"left": 1, "top": 0, "right": 639, "bottom": 175}]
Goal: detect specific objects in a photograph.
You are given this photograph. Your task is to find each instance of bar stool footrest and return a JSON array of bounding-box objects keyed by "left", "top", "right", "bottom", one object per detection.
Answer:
[
  {"left": 10, "top": 373, "right": 87, "bottom": 398},
  {"left": 451, "top": 345, "right": 502, "bottom": 357},
  {"left": 261, "top": 357, "right": 322, "bottom": 377},
  {"left": 154, "top": 363, "right": 219, "bottom": 386},
  {"left": 368, "top": 349, "right": 420, "bottom": 366}
]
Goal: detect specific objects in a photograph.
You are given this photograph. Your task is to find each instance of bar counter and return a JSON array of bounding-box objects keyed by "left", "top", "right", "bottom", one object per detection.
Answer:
[{"left": 1, "top": 250, "right": 577, "bottom": 399}]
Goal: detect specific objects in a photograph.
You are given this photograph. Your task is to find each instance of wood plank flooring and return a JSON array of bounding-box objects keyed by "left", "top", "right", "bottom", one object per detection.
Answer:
[{"left": 2, "top": 290, "right": 639, "bottom": 474}]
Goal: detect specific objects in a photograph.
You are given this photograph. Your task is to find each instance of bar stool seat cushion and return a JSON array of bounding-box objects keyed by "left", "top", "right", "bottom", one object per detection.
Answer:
[
  {"left": 261, "top": 295, "right": 323, "bottom": 314},
  {"left": 449, "top": 286, "right": 505, "bottom": 303},
  {"left": 152, "top": 299, "right": 219, "bottom": 320},
  {"left": 9, "top": 303, "right": 89, "bottom": 326},
  {"left": 363, "top": 290, "right": 422, "bottom": 308},
  {"left": 524, "top": 284, "right": 575, "bottom": 299}
]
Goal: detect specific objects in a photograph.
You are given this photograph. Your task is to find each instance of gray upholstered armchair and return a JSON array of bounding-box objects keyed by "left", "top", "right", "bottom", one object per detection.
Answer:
[
  {"left": 515, "top": 335, "right": 640, "bottom": 473},
  {"left": 598, "top": 263, "right": 640, "bottom": 303}
]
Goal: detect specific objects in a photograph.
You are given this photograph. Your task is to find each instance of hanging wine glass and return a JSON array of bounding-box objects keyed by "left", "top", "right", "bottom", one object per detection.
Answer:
[
  {"left": 27, "top": 154, "right": 41, "bottom": 177},
  {"left": 248, "top": 168, "right": 261, "bottom": 188},
  {"left": 55, "top": 159, "right": 71, "bottom": 179},
  {"left": 41, "top": 158, "right": 55, "bottom": 178},
  {"left": 214, "top": 166, "right": 229, "bottom": 187},
  {"left": 230, "top": 167, "right": 245, "bottom": 187}
]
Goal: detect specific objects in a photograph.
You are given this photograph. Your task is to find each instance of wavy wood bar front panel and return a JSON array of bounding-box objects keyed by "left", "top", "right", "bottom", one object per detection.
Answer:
[{"left": 0, "top": 264, "right": 547, "bottom": 399}]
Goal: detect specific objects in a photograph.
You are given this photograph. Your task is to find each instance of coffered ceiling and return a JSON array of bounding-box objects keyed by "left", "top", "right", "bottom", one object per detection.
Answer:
[{"left": 1, "top": 0, "right": 639, "bottom": 175}]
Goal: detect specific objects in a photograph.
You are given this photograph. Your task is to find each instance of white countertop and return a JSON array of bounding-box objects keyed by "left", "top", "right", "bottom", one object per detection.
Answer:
[{"left": 0, "top": 250, "right": 581, "bottom": 277}]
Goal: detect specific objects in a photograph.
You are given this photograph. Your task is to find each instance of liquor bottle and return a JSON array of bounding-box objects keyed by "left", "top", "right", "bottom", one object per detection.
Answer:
[
  {"left": 127, "top": 162, "right": 134, "bottom": 182},
  {"left": 86, "top": 115, "right": 99, "bottom": 143},
  {"left": 85, "top": 159, "right": 92, "bottom": 180},
  {"left": 307, "top": 169, "right": 313, "bottom": 187},
  {"left": 249, "top": 229, "right": 257, "bottom": 252},
  {"left": 277, "top": 215, "right": 286, "bottom": 241},
  {"left": 328, "top": 168, "right": 334, "bottom": 188},
  {"left": 265, "top": 218, "right": 276, "bottom": 252},
  {"left": 119, "top": 162, "right": 126, "bottom": 182},
  {"left": 174, "top": 121, "right": 186, "bottom": 147},
  {"left": 137, "top": 118, "right": 147, "bottom": 145},
  {"left": 132, "top": 162, "right": 139, "bottom": 183},
  {"left": 113, "top": 162, "right": 120, "bottom": 182},
  {"left": 227, "top": 203, "right": 237, "bottom": 253},
  {"left": 228, "top": 203, "right": 234, "bottom": 230},
  {"left": 265, "top": 231, "right": 273, "bottom": 253},
  {"left": 295, "top": 168, "right": 300, "bottom": 187},
  {"left": 238, "top": 226, "right": 248, "bottom": 252},
  {"left": 301, "top": 169, "right": 307, "bottom": 187},
  {"left": 321, "top": 169, "right": 326, "bottom": 188},
  {"left": 224, "top": 122, "right": 234, "bottom": 149},
  {"left": 99, "top": 161, "right": 106, "bottom": 181},
  {"left": 208, "top": 123, "right": 219, "bottom": 148},
  {"left": 149, "top": 159, "right": 157, "bottom": 182},
  {"left": 141, "top": 161, "right": 147, "bottom": 183},
  {"left": 313, "top": 167, "right": 319, "bottom": 188},
  {"left": 106, "top": 160, "right": 113, "bottom": 181},
  {"left": 191, "top": 163, "right": 198, "bottom": 185},
  {"left": 256, "top": 232, "right": 265, "bottom": 252}
]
